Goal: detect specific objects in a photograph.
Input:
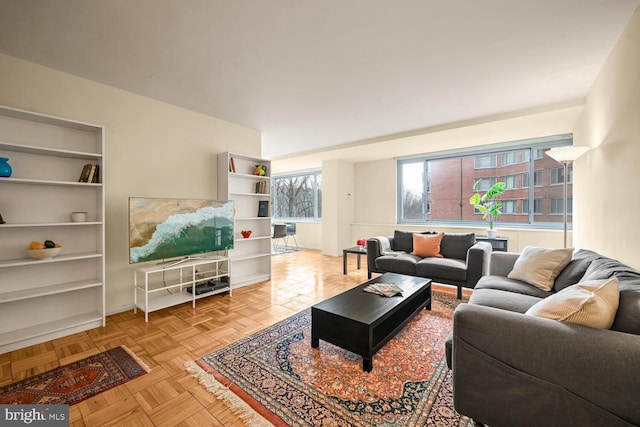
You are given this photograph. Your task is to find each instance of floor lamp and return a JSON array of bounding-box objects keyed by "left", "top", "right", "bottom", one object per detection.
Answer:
[{"left": 545, "top": 146, "right": 590, "bottom": 248}]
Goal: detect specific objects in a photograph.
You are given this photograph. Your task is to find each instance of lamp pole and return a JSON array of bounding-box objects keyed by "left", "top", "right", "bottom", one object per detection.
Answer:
[
  {"left": 561, "top": 160, "right": 569, "bottom": 248},
  {"left": 545, "top": 146, "right": 590, "bottom": 248}
]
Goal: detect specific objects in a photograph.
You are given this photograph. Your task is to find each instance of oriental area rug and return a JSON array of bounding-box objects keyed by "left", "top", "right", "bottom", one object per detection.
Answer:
[
  {"left": 186, "top": 291, "right": 473, "bottom": 426},
  {"left": 0, "top": 346, "right": 149, "bottom": 405}
]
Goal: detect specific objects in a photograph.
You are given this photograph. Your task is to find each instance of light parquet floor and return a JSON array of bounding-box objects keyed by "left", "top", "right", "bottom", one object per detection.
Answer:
[{"left": 0, "top": 249, "right": 466, "bottom": 426}]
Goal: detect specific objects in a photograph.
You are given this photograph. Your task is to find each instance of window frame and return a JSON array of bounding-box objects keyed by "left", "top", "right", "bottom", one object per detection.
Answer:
[
  {"left": 397, "top": 134, "right": 574, "bottom": 229},
  {"left": 474, "top": 154, "right": 497, "bottom": 169},
  {"left": 501, "top": 199, "right": 519, "bottom": 215},
  {"left": 271, "top": 169, "right": 322, "bottom": 221}
]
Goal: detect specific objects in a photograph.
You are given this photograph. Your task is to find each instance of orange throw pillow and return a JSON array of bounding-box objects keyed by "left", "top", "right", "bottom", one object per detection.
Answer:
[{"left": 411, "top": 232, "right": 444, "bottom": 258}]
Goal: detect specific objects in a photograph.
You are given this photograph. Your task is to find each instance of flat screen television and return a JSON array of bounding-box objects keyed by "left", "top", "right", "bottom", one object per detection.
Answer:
[{"left": 128, "top": 197, "right": 234, "bottom": 264}]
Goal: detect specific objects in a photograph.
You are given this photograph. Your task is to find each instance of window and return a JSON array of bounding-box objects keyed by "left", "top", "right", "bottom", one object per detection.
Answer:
[
  {"left": 522, "top": 170, "right": 543, "bottom": 187},
  {"left": 399, "top": 161, "right": 425, "bottom": 221},
  {"left": 502, "top": 174, "right": 519, "bottom": 190},
  {"left": 474, "top": 155, "right": 497, "bottom": 169},
  {"left": 501, "top": 152, "right": 518, "bottom": 166},
  {"left": 533, "top": 148, "right": 544, "bottom": 159},
  {"left": 550, "top": 165, "right": 573, "bottom": 185},
  {"left": 534, "top": 170, "right": 543, "bottom": 186},
  {"left": 474, "top": 177, "right": 497, "bottom": 191},
  {"left": 272, "top": 171, "right": 322, "bottom": 220},
  {"left": 550, "top": 197, "right": 573, "bottom": 215},
  {"left": 397, "top": 135, "right": 574, "bottom": 226},
  {"left": 523, "top": 198, "right": 543, "bottom": 214},
  {"left": 501, "top": 199, "right": 518, "bottom": 214}
]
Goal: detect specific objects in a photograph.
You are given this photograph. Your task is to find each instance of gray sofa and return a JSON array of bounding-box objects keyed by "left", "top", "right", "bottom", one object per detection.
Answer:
[
  {"left": 448, "top": 248, "right": 640, "bottom": 427},
  {"left": 367, "top": 231, "right": 492, "bottom": 299}
]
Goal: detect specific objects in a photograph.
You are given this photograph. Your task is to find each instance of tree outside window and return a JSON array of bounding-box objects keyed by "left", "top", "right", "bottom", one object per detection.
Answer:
[{"left": 272, "top": 171, "right": 322, "bottom": 219}]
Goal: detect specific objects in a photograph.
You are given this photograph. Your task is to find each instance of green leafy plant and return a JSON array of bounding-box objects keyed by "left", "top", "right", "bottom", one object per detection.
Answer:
[{"left": 469, "top": 181, "right": 506, "bottom": 231}]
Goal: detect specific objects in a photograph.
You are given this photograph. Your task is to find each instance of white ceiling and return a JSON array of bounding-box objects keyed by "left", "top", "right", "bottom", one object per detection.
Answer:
[{"left": 0, "top": 0, "right": 637, "bottom": 160}]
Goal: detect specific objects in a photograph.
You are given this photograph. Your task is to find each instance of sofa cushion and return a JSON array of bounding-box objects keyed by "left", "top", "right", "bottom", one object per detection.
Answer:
[
  {"left": 580, "top": 256, "right": 638, "bottom": 282},
  {"left": 468, "top": 288, "right": 542, "bottom": 314},
  {"left": 507, "top": 246, "right": 573, "bottom": 291},
  {"left": 440, "top": 233, "right": 475, "bottom": 260},
  {"left": 393, "top": 230, "right": 437, "bottom": 253},
  {"left": 526, "top": 277, "right": 620, "bottom": 329},
  {"left": 416, "top": 257, "right": 467, "bottom": 281},
  {"left": 614, "top": 274, "right": 640, "bottom": 334},
  {"left": 577, "top": 255, "right": 640, "bottom": 333},
  {"left": 475, "top": 275, "right": 554, "bottom": 299},
  {"left": 393, "top": 230, "right": 415, "bottom": 253},
  {"left": 553, "top": 249, "right": 601, "bottom": 292},
  {"left": 411, "top": 232, "right": 444, "bottom": 258},
  {"left": 375, "top": 253, "right": 421, "bottom": 276}
]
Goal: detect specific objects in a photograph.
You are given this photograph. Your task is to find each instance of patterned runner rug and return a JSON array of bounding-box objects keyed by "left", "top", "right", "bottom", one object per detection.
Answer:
[
  {"left": 0, "top": 346, "right": 149, "bottom": 405},
  {"left": 186, "top": 291, "right": 473, "bottom": 426}
]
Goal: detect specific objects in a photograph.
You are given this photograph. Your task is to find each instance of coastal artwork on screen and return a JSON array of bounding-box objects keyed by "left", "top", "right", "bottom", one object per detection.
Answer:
[{"left": 128, "top": 198, "right": 234, "bottom": 264}]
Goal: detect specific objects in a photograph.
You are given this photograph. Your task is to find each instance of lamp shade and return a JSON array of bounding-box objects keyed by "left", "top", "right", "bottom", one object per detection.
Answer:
[{"left": 545, "top": 146, "right": 590, "bottom": 163}]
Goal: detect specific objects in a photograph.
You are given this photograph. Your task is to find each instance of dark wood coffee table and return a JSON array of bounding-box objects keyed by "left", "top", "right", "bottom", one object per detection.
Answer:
[{"left": 311, "top": 272, "right": 432, "bottom": 372}]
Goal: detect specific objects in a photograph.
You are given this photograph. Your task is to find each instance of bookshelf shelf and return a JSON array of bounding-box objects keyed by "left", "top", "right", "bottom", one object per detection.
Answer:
[
  {"left": 0, "top": 141, "right": 102, "bottom": 160},
  {"left": 0, "top": 105, "right": 105, "bottom": 354},
  {"left": 218, "top": 152, "right": 272, "bottom": 288}
]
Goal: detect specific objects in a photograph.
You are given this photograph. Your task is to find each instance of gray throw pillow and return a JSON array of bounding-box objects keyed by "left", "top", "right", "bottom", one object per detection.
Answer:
[
  {"left": 393, "top": 230, "right": 415, "bottom": 253},
  {"left": 440, "top": 233, "right": 475, "bottom": 260},
  {"left": 553, "top": 249, "right": 601, "bottom": 292}
]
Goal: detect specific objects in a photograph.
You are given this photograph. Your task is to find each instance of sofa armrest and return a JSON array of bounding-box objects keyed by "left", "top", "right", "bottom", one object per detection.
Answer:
[
  {"left": 366, "top": 236, "right": 394, "bottom": 275},
  {"left": 464, "top": 241, "right": 492, "bottom": 288},
  {"left": 488, "top": 251, "right": 520, "bottom": 276},
  {"left": 453, "top": 304, "right": 640, "bottom": 426}
]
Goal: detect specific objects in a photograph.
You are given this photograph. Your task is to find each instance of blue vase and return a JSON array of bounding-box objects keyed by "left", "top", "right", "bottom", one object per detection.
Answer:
[{"left": 0, "top": 157, "right": 11, "bottom": 177}]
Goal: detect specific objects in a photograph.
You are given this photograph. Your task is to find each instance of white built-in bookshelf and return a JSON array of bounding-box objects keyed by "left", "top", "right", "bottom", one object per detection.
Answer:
[
  {"left": 0, "top": 105, "right": 105, "bottom": 354},
  {"left": 217, "top": 152, "right": 271, "bottom": 288}
]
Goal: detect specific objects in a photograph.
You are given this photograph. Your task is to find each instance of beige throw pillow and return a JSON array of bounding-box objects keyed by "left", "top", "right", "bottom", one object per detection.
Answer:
[
  {"left": 525, "top": 277, "right": 620, "bottom": 329},
  {"left": 507, "top": 246, "right": 573, "bottom": 291}
]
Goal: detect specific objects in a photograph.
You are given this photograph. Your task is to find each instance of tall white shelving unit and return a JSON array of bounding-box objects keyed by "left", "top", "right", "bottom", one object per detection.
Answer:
[
  {"left": 217, "top": 152, "right": 271, "bottom": 288},
  {"left": 0, "top": 105, "right": 105, "bottom": 354}
]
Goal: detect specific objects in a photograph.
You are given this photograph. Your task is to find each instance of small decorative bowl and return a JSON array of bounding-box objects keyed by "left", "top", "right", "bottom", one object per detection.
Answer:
[
  {"left": 26, "top": 247, "right": 62, "bottom": 259},
  {"left": 241, "top": 230, "right": 252, "bottom": 238}
]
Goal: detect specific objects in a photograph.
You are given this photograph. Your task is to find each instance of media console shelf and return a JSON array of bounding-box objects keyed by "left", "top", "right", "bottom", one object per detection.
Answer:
[{"left": 133, "top": 256, "right": 230, "bottom": 322}]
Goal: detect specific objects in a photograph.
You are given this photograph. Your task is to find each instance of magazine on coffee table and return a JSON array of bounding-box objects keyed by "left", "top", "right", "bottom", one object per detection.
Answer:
[{"left": 363, "top": 283, "right": 403, "bottom": 297}]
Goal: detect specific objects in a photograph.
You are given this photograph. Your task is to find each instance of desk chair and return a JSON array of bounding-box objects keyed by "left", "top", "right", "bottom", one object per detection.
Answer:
[
  {"left": 272, "top": 223, "right": 287, "bottom": 252},
  {"left": 284, "top": 222, "right": 298, "bottom": 249}
]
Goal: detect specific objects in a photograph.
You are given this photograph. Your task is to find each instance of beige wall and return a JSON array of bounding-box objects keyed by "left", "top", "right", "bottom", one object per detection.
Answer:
[
  {"left": 0, "top": 54, "right": 262, "bottom": 314},
  {"left": 321, "top": 159, "right": 355, "bottom": 256},
  {"left": 573, "top": 7, "right": 640, "bottom": 270}
]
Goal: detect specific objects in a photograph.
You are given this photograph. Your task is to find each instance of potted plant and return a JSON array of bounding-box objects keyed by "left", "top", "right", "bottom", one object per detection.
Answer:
[{"left": 469, "top": 181, "right": 506, "bottom": 238}]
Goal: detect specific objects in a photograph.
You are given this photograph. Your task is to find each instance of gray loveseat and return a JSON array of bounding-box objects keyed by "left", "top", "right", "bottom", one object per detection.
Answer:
[
  {"left": 367, "top": 231, "right": 492, "bottom": 299},
  {"left": 448, "top": 248, "right": 640, "bottom": 427}
]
